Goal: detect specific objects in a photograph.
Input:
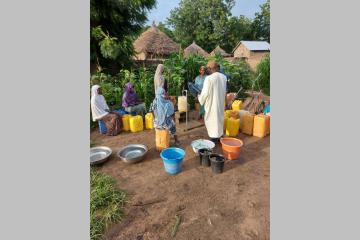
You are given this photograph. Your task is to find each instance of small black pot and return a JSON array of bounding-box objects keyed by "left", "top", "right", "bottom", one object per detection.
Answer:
[
  {"left": 209, "top": 154, "right": 225, "bottom": 174},
  {"left": 198, "top": 148, "right": 212, "bottom": 167}
]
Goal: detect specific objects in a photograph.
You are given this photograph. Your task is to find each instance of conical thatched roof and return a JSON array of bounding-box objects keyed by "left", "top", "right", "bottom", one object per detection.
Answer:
[
  {"left": 210, "top": 45, "right": 231, "bottom": 57},
  {"left": 183, "top": 41, "right": 209, "bottom": 58},
  {"left": 133, "top": 22, "right": 180, "bottom": 60}
]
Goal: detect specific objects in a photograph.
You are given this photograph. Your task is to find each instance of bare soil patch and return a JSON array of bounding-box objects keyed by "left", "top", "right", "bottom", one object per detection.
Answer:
[{"left": 91, "top": 125, "right": 269, "bottom": 240}]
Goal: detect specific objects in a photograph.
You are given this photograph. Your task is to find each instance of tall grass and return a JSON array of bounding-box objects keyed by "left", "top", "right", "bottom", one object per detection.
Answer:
[{"left": 90, "top": 169, "right": 127, "bottom": 240}]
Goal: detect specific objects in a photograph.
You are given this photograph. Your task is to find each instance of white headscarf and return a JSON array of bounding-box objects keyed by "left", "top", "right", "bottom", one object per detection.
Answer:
[
  {"left": 90, "top": 85, "right": 109, "bottom": 121},
  {"left": 154, "top": 64, "right": 165, "bottom": 93}
]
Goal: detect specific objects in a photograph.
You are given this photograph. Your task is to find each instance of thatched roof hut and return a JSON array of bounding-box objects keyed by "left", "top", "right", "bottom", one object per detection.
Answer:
[
  {"left": 210, "top": 45, "right": 231, "bottom": 57},
  {"left": 133, "top": 22, "right": 180, "bottom": 60},
  {"left": 183, "top": 41, "right": 209, "bottom": 58}
]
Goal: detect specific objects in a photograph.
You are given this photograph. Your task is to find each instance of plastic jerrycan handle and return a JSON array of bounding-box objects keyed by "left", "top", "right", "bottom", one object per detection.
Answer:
[{"left": 182, "top": 89, "right": 187, "bottom": 97}]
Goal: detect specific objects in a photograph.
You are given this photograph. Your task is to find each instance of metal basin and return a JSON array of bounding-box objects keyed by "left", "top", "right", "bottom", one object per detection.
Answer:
[
  {"left": 117, "top": 144, "right": 148, "bottom": 164},
  {"left": 191, "top": 139, "right": 215, "bottom": 153},
  {"left": 90, "top": 146, "right": 112, "bottom": 165}
]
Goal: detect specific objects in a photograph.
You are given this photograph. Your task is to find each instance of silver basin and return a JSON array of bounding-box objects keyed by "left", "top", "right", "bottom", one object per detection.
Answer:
[
  {"left": 117, "top": 144, "right": 148, "bottom": 164},
  {"left": 90, "top": 146, "right": 112, "bottom": 165}
]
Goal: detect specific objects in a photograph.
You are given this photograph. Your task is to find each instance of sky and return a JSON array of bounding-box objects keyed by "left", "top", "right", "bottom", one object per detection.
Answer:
[{"left": 145, "top": 0, "right": 267, "bottom": 25}]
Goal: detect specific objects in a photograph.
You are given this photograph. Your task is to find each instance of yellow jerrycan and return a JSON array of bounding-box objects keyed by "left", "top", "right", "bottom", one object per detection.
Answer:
[
  {"left": 226, "top": 118, "right": 240, "bottom": 137},
  {"left": 122, "top": 114, "right": 131, "bottom": 131},
  {"left": 253, "top": 114, "right": 270, "bottom": 138},
  {"left": 232, "top": 100, "right": 242, "bottom": 111},
  {"left": 129, "top": 115, "right": 144, "bottom": 133},
  {"left": 241, "top": 112, "right": 255, "bottom": 135},
  {"left": 224, "top": 117, "right": 228, "bottom": 132},
  {"left": 155, "top": 128, "right": 170, "bottom": 151},
  {"left": 145, "top": 113, "right": 154, "bottom": 130},
  {"left": 225, "top": 110, "right": 239, "bottom": 119}
]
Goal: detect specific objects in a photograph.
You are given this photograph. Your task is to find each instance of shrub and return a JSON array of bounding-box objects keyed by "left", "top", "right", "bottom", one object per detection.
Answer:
[
  {"left": 256, "top": 54, "right": 270, "bottom": 95},
  {"left": 90, "top": 169, "right": 127, "bottom": 240}
]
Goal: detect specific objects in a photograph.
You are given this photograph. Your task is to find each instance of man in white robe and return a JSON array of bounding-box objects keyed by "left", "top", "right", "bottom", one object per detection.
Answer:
[{"left": 198, "top": 61, "right": 227, "bottom": 141}]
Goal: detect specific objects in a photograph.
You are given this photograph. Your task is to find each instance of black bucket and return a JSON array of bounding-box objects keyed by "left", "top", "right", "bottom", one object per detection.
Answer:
[
  {"left": 198, "top": 148, "right": 212, "bottom": 167},
  {"left": 209, "top": 154, "right": 225, "bottom": 174}
]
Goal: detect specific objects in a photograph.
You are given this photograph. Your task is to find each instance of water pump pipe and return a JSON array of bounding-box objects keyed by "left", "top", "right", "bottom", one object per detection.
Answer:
[{"left": 182, "top": 89, "right": 188, "bottom": 131}]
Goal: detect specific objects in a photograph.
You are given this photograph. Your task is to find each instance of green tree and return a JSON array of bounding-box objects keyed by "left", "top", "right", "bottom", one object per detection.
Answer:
[
  {"left": 90, "top": 0, "right": 156, "bottom": 71},
  {"left": 256, "top": 54, "right": 270, "bottom": 95},
  {"left": 223, "top": 15, "right": 254, "bottom": 53},
  {"left": 166, "top": 0, "right": 235, "bottom": 52},
  {"left": 158, "top": 21, "right": 176, "bottom": 42},
  {"left": 251, "top": 0, "right": 270, "bottom": 42}
]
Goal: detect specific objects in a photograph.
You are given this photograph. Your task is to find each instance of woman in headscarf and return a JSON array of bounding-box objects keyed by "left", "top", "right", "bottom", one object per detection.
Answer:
[
  {"left": 188, "top": 65, "right": 207, "bottom": 119},
  {"left": 149, "top": 87, "right": 180, "bottom": 145},
  {"left": 91, "top": 85, "right": 122, "bottom": 136},
  {"left": 122, "top": 82, "right": 146, "bottom": 117},
  {"left": 154, "top": 64, "right": 168, "bottom": 94}
]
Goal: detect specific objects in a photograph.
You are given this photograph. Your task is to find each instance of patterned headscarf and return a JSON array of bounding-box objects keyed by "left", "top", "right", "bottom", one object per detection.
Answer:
[
  {"left": 122, "top": 82, "right": 138, "bottom": 108},
  {"left": 153, "top": 87, "right": 174, "bottom": 126}
]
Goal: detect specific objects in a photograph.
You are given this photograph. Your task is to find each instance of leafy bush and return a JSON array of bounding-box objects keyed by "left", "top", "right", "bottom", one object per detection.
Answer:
[
  {"left": 90, "top": 68, "right": 154, "bottom": 110},
  {"left": 164, "top": 53, "right": 207, "bottom": 96},
  {"left": 90, "top": 169, "right": 127, "bottom": 240},
  {"left": 163, "top": 53, "right": 254, "bottom": 104},
  {"left": 208, "top": 54, "right": 254, "bottom": 94},
  {"left": 256, "top": 54, "right": 270, "bottom": 95}
]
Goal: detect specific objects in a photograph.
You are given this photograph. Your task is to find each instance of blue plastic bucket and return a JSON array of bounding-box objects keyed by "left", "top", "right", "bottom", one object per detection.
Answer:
[{"left": 160, "top": 148, "right": 186, "bottom": 175}]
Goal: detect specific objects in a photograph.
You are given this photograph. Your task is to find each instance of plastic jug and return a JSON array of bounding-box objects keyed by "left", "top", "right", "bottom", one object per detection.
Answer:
[
  {"left": 241, "top": 112, "right": 255, "bottom": 135},
  {"left": 155, "top": 128, "right": 170, "bottom": 151},
  {"left": 264, "top": 114, "right": 270, "bottom": 135},
  {"left": 129, "top": 115, "right": 144, "bottom": 133},
  {"left": 145, "top": 113, "right": 154, "bottom": 130},
  {"left": 225, "top": 118, "right": 240, "bottom": 137},
  {"left": 253, "top": 114, "right": 269, "bottom": 138},
  {"left": 232, "top": 100, "right": 242, "bottom": 111},
  {"left": 224, "top": 117, "right": 228, "bottom": 132},
  {"left": 178, "top": 91, "right": 188, "bottom": 113},
  {"left": 225, "top": 110, "right": 231, "bottom": 118},
  {"left": 238, "top": 110, "right": 249, "bottom": 119},
  {"left": 178, "top": 96, "right": 187, "bottom": 113},
  {"left": 122, "top": 114, "right": 131, "bottom": 131},
  {"left": 225, "top": 110, "right": 239, "bottom": 119}
]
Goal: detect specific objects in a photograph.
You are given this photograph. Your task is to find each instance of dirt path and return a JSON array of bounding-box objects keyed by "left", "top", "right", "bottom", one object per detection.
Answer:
[{"left": 91, "top": 126, "right": 269, "bottom": 240}]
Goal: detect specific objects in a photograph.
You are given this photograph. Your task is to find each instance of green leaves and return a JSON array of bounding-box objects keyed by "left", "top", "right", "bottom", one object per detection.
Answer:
[
  {"left": 256, "top": 54, "right": 270, "bottom": 95},
  {"left": 167, "top": 0, "right": 235, "bottom": 52},
  {"left": 90, "top": 0, "right": 157, "bottom": 69},
  {"left": 252, "top": 0, "right": 270, "bottom": 42},
  {"left": 90, "top": 169, "right": 127, "bottom": 240},
  {"left": 99, "top": 36, "right": 121, "bottom": 60}
]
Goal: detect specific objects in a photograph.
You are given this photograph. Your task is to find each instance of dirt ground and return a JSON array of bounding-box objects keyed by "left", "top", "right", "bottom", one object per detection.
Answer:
[{"left": 91, "top": 124, "right": 269, "bottom": 240}]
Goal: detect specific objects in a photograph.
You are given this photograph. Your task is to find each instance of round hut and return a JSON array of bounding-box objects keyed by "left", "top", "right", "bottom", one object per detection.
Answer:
[
  {"left": 210, "top": 45, "right": 231, "bottom": 57},
  {"left": 183, "top": 41, "right": 209, "bottom": 58},
  {"left": 133, "top": 22, "right": 180, "bottom": 61}
]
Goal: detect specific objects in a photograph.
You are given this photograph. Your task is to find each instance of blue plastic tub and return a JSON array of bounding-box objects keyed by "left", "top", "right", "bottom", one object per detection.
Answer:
[{"left": 160, "top": 148, "right": 186, "bottom": 175}]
